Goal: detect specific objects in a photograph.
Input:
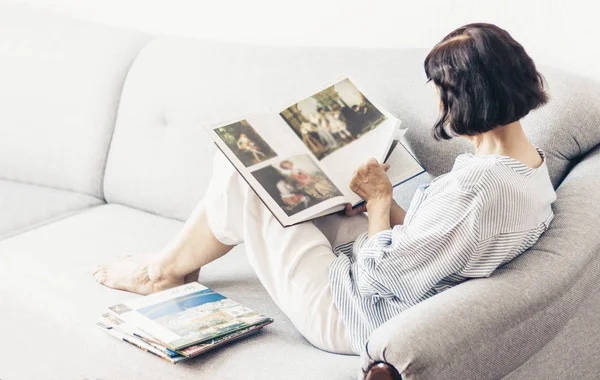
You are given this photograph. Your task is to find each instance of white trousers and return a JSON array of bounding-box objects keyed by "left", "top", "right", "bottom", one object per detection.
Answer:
[{"left": 204, "top": 152, "right": 368, "bottom": 355}]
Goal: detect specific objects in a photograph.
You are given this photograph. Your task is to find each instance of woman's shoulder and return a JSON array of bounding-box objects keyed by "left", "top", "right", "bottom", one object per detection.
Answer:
[
  {"left": 434, "top": 155, "right": 553, "bottom": 211},
  {"left": 427, "top": 155, "right": 504, "bottom": 194},
  {"left": 424, "top": 156, "right": 548, "bottom": 210}
]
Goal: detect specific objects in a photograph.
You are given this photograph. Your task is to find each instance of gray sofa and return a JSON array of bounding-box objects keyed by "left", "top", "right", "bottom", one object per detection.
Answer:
[{"left": 1, "top": 4, "right": 599, "bottom": 380}]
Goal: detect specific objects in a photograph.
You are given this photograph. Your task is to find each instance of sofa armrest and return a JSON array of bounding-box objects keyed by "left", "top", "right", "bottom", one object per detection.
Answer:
[
  {"left": 360, "top": 145, "right": 600, "bottom": 380},
  {"left": 364, "top": 362, "right": 402, "bottom": 380}
]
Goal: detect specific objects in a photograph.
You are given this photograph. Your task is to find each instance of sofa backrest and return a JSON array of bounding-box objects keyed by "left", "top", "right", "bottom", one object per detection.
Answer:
[
  {"left": 104, "top": 36, "right": 600, "bottom": 221},
  {"left": 525, "top": 67, "right": 600, "bottom": 187},
  {"left": 0, "top": 4, "right": 149, "bottom": 198},
  {"left": 103, "top": 37, "right": 440, "bottom": 221}
]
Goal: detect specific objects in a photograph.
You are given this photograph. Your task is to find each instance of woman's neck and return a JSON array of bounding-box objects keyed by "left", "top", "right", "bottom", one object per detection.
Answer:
[{"left": 465, "top": 121, "right": 543, "bottom": 168}]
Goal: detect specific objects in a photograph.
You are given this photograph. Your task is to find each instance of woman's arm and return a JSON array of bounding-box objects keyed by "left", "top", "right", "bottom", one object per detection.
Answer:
[
  {"left": 345, "top": 200, "right": 406, "bottom": 228},
  {"left": 366, "top": 197, "right": 392, "bottom": 236},
  {"left": 390, "top": 202, "right": 406, "bottom": 226},
  {"left": 348, "top": 158, "right": 396, "bottom": 237},
  {"left": 354, "top": 187, "right": 486, "bottom": 302}
]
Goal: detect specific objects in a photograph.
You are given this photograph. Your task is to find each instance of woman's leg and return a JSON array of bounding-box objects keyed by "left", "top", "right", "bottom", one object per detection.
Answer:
[
  {"left": 93, "top": 151, "right": 248, "bottom": 294},
  {"left": 95, "top": 152, "right": 358, "bottom": 354},
  {"left": 92, "top": 200, "right": 233, "bottom": 295},
  {"left": 200, "top": 152, "right": 357, "bottom": 354}
]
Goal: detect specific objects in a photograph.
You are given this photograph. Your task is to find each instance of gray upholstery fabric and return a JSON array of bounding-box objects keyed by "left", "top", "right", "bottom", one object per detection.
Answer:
[
  {"left": 0, "top": 179, "right": 103, "bottom": 240},
  {"left": 0, "top": 205, "right": 359, "bottom": 380},
  {"left": 363, "top": 145, "right": 600, "bottom": 380},
  {"left": 504, "top": 272, "right": 600, "bottom": 379}
]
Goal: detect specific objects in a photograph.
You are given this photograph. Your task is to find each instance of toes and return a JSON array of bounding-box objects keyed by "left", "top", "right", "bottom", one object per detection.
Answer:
[
  {"left": 92, "top": 265, "right": 105, "bottom": 276},
  {"left": 94, "top": 269, "right": 107, "bottom": 284}
]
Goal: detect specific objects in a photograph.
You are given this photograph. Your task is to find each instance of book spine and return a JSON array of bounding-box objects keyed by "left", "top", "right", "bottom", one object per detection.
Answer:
[{"left": 121, "top": 335, "right": 177, "bottom": 364}]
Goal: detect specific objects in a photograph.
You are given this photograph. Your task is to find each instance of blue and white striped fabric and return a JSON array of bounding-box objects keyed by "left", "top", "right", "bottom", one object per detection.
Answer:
[{"left": 329, "top": 148, "right": 557, "bottom": 354}]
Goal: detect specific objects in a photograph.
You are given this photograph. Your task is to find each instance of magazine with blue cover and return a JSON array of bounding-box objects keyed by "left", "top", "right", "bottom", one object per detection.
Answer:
[{"left": 107, "top": 282, "right": 273, "bottom": 351}]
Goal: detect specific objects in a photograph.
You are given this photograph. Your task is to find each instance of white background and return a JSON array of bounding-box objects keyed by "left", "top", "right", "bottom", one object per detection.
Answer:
[{"left": 10, "top": 0, "right": 600, "bottom": 81}]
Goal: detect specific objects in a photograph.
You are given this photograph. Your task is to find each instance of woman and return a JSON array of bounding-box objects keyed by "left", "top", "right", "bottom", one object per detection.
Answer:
[
  {"left": 327, "top": 103, "right": 353, "bottom": 142},
  {"left": 279, "top": 160, "right": 313, "bottom": 186},
  {"left": 310, "top": 107, "right": 339, "bottom": 148},
  {"left": 279, "top": 160, "right": 338, "bottom": 200},
  {"left": 276, "top": 177, "right": 309, "bottom": 211},
  {"left": 299, "top": 121, "right": 324, "bottom": 152},
  {"left": 93, "top": 23, "right": 556, "bottom": 355},
  {"left": 236, "top": 132, "right": 265, "bottom": 163}
]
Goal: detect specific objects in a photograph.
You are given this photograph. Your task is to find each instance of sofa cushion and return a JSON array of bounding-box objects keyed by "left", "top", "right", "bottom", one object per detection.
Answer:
[
  {"left": 0, "top": 179, "right": 103, "bottom": 240},
  {"left": 362, "top": 144, "right": 600, "bottom": 380},
  {"left": 0, "top": 4, "right": 149, "bottom": 197},
  {"left": 0, "top": 204, "right": 358, "bottom": 380}
]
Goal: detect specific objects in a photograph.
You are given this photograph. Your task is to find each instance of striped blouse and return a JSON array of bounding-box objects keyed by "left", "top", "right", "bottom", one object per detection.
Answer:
[{"left": 329, "top": 148, "right": 557, "bottom": 354}]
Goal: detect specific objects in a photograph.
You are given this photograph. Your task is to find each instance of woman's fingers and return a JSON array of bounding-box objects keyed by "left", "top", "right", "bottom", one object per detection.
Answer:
[
  {"left": 349, "top": 158, "right": 393, "bottom": 201},
  {"left": 356, "top": 203, "right": 368, "bottom": 214},
  {"left": 344, "top": 204, "right": 356, "bottom": 216},
  {"left": 345, "top": 203, "right": 367, "bottom": 216},
  {"left": 363, "top": 158, "right": 389, "bottom": 171}
]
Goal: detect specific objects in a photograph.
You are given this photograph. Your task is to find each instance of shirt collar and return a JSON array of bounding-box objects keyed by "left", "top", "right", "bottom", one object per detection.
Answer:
[{"left": 452, "top": 146, "right": 547, "bottom": 174}]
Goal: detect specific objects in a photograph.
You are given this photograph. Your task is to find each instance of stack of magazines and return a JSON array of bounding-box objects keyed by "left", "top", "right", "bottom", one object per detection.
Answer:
[{"left": 97, "top": 282, "right": 273, "bottom": 363}]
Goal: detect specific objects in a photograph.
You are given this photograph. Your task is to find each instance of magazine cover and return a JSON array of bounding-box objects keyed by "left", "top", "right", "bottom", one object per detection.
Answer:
[{"left": 108, "top": 283, "right": 273, "bottom": 350}]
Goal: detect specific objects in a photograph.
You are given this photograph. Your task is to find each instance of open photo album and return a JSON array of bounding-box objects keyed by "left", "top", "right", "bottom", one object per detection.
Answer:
[{"left": 205, "top": 78, "right": 425, "bottom": 227}]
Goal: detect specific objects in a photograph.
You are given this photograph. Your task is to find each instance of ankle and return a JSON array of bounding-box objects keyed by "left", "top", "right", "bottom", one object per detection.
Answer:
[
  {"left": 147, "top": 259, "right": 169, "bottom": 283},
  {"left": 153, "top": 247, "right": 189, "bottom": 280}
]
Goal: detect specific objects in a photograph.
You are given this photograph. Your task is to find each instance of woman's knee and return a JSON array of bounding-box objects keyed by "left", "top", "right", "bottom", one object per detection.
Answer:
[
  {"left": 297, "top": 308, "right": 355, "bottom": 355},
  {"left": 302, "top": 329, "right": 354, "bottom": 355}
]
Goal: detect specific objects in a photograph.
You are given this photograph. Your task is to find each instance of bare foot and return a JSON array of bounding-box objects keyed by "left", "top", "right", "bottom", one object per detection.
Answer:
[{"left": 93, "top": 254, "right": 185, "bottom": 295}]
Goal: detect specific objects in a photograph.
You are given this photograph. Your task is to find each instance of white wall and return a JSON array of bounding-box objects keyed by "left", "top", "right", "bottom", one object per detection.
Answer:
[{"left": 9, "top": 0, "right": 600, "bottom": 81}]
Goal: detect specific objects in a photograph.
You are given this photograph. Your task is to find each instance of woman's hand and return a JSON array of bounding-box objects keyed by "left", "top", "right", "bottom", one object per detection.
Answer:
[
  {"left": 344, "top": 203, "right": 367, "bottom": 216},
  {"left": 349, "top": 158, "right": 393, "bottom": 204},
  {"left": 348, "top": 159, "right": 394, "bottom": 236},
  {"left": 345, "top": 197, "right": 406, "bottom": 227},
  {"left": 344, "top": 159, "right": 406, "bottom": 229}
]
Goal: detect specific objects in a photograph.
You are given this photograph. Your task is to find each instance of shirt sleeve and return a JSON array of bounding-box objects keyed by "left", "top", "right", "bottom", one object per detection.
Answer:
[{"left": 354, "top": 187, "right": 483, "bottom": 302}]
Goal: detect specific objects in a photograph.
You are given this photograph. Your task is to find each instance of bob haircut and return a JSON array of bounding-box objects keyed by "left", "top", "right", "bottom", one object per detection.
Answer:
[{"left": 424, "top": 23, "right": 548, "bottom": 140}]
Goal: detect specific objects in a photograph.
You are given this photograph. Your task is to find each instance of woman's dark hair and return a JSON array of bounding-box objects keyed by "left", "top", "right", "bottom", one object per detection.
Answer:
[{"left": 424, "top": 23, "right": 548, "bottom": 140}]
